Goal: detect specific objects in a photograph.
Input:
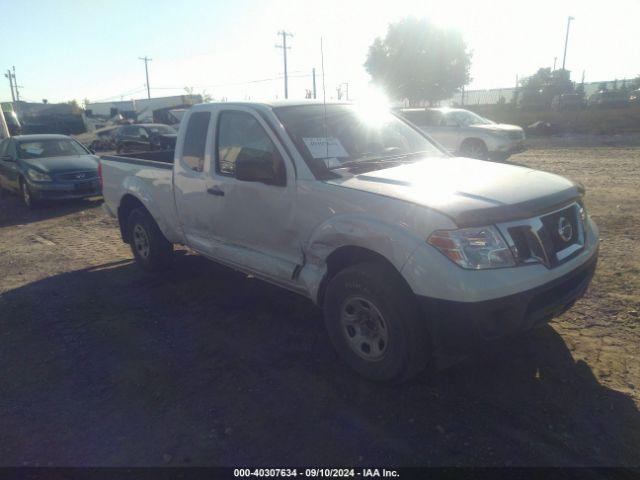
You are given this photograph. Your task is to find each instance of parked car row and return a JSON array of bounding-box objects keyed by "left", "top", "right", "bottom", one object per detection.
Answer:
[
  {"left": 78, "top": 123, "right": 178, "bottom": 153},
  {"left": 526, "top": 90, "right": 640, "bottom": 112}
]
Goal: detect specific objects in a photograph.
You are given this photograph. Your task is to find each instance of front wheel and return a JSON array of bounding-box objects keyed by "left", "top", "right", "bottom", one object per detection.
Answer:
[
  {"left": 460, "top": 139, "right": 489, "bottom": 160},
  {"left": 127, "top": 207, "right": 173, "bottom": 272},
  {"left": 323, "top": 262, "right": 431, "bottom": 382}
]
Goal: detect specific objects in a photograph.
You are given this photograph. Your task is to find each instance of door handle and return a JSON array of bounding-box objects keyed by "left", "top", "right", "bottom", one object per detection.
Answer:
[{"left": 206, "top": 186, "right": 225, "bottom": 196}]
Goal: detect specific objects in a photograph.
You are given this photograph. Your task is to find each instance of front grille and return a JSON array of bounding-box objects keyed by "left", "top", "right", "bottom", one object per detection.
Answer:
[
  {"left": 499, "top": 203, "right": 586, "bottom": 269},
  {"left": 56, "top": 171, "right": 98, "bottom": 182},
  {"left": 540, "top": 206, "right": 580, "bottom": 254}
]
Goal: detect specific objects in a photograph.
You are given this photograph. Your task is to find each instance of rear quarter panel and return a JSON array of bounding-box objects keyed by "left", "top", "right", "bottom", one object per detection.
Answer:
[{"left": 101, "top": 157, "right": 183, "bottom": 243}]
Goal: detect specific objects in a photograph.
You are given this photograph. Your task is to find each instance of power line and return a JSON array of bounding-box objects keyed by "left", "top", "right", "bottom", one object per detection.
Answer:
[
  {"left": 139, "top": 56, "right": 152, "bottom": 99},
  {"left": 151, "top": 73, "right": 313, "bottom": 91},
  {"left": 275, "top": 30, "right": 293, "bottom": 99},
  {"left": 92, "top": 85, "right": 147, "bottom": 103}
]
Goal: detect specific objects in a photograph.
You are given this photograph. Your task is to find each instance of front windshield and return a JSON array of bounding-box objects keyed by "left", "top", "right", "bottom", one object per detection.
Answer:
[
  {"left": 17, "top": 139, "right": 89, "bottom": 159},
  {"left": 448, "top": 110, "right": 492, "bottom": 126},
  {"left": 274, "top": 104, "right": 445, "bottom": 175},
  {"left": 148, "top": 125, "right": 176, "bottom": 135}
]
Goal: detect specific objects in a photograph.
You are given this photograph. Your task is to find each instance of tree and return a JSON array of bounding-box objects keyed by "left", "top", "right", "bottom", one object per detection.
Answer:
[
  {"left": 185, "top": 86, "right": 212, "bottom": 103},
  {"left": 518, "top": 68, "right": 575, "bottom": 107},
  {"left": 365, "top": 17, "right": 471, "bottom": 106}
]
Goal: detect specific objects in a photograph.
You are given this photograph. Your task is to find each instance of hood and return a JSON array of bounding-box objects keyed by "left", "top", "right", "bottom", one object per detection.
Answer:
[
  {"left": 21, "top": 155, "right": 99, "bottom": 174},
  {"left": 326, "top": 157, "right": 582, "bottom": 227},
  {"left": 470, "top": 123, "right": 522, "bottom": 133}
]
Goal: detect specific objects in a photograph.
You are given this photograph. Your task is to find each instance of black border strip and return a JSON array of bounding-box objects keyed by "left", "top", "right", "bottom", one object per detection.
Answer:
[{"left": 1, "top": 467, "right": 638, "bottom": 480}]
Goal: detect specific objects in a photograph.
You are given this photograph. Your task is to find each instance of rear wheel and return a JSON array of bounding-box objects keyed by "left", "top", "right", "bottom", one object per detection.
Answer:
[
  {"left": 20, "top": 179, "right": 39, "bottom": 209},
  {"left": 323, "top": 261, "right": 431, "bottom": 382},
  {"left": 460, "top": 139, "right": 489, "bottom": 160},
  {"left": 127, "top": 207, "right": 173, "bottom": 272}
]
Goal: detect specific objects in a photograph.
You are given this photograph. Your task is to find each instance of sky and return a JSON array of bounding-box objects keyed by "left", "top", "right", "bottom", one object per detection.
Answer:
[{"left": 1, "top": 0, "right": 639, "bottom": 105}]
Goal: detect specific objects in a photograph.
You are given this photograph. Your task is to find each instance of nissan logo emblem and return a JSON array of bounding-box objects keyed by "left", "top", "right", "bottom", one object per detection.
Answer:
[{"left": 557, "top": 216, "right": 573, "bottom": 242}]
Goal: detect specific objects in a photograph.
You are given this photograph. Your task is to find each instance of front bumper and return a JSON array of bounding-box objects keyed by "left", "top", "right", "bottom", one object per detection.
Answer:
[
  {"left": 416, "top": 250, "right": 598, "bottom": 354},
  {"left": 28, "top": 179, "right": 101, "bottom": 200},
  {"left": 490, "top": 140, "right": 526, "bottom": 158}
]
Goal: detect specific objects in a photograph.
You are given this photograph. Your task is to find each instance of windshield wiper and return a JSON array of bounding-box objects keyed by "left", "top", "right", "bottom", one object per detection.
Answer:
[{"left": 327, "top": 150, "right": 435, "bottom": 170}]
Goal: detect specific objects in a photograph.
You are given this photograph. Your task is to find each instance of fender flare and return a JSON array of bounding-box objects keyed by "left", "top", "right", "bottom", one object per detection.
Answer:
[{"left": 299, "top": 213, "right": 423, "bottom": 304}]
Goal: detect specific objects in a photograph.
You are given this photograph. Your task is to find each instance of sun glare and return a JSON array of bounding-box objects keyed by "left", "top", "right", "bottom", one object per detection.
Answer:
[{"left": 354, "top": 86, "right": 392, "bottom": 128}]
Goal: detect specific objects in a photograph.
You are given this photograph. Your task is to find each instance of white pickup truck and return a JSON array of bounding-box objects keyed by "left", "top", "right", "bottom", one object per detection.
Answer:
[{"left": 101, "top": 101, "right": 599, "bottom": 382}]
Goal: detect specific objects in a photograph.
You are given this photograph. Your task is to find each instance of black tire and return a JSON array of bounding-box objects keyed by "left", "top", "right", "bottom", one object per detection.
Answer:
[
  {"left": 460, "top": 139, "right": 489, "bottom": 160},
  {"left": 126, "top": 207, "right": 173, "bottom": 272},
  {"left": 323, "top": 261, "right": 431, "bottom": 382},
  {"left": 20, "top": 178, "right": 39, "bottom": 209}
]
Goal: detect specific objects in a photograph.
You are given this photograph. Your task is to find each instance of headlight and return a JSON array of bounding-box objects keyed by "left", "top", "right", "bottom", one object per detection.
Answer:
[
  {"left": 27, "top": 169, "right": 52, "bottom": 182},
  {"left": 427, "top": 226, "right": 515, "bottom": 269}
]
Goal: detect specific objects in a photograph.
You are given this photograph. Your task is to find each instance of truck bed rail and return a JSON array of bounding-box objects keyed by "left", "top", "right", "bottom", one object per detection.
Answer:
[{"left": 100, "top": 151, "right": 174, "bottom": 170}]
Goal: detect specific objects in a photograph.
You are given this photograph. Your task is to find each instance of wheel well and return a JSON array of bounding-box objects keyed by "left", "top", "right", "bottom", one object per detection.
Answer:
[
  {"left": 117, "top": 194, "right": 146, "bottom": 243},
  {"left": 316, "top": 245, "right": 410, "bottom": 306},
  {"left": 461, "top": 137, "right": 486, "bottom": 148},
  {"left": 462, "top": 137, "right": 486, "bottom": 145}
]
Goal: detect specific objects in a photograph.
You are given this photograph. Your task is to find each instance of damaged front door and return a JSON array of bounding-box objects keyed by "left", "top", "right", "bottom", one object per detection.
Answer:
[{"left": 204, "top": 107, "right": 302, "bottom": 285}]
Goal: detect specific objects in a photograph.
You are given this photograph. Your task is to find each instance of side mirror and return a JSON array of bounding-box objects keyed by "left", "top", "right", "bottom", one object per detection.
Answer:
[
  {"left": 235, "top": 154, "right": 282, "bottom": 185},
  {"left": 0, "top": 154, "right": 13, "bottom": 162}
]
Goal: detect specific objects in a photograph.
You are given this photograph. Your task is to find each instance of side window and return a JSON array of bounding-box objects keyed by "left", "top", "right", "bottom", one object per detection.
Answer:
[
  {"left": 442, "top": 114, "right": 458, "bottom": 127},
  {"left": 0, "top": 139, "right": 7, "bottom": 157},
  {"left": 137, "top": 127, "right": 149, "bottom": 138},
  {"left": 216, "top": 111, "right": 285, "bottom": 183},
  {"left": 182, "top": 111, "right": 211, "bottom": 173}
]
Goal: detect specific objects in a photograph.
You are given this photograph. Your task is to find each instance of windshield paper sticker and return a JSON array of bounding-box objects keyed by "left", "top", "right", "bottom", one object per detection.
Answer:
[{"left": 302, "top": 137, "right": 349, "bottom": 159}]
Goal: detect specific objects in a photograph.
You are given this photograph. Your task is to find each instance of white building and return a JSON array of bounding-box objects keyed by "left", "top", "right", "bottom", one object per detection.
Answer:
[{"left": 86, "top": 94, "right": 202, "bottom": 121}]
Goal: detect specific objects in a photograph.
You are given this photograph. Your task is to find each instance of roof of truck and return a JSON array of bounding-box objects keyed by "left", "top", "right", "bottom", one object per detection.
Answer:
[{"left": 192, "top": 100, "right": 352, "bottom": 110}]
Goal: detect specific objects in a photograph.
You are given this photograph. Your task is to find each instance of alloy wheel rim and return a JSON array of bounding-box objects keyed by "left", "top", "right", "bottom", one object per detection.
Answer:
[
  {"left": 340, "top": 296, "right": 389, "bottom": 361},
  {"left": 468, "top": 144, "right": 485, "bottom": 159},
  {"left": 132, "top": 224, "right": 151, "bottom": 259}
]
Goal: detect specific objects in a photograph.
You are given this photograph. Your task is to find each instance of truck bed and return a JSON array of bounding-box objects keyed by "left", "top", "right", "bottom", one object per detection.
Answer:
[{"left": 100, "top": 150, "right": 182, "bottom": 244}]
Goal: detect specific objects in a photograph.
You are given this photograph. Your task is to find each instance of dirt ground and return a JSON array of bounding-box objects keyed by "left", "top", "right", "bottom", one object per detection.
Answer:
[{"left": 0, "top": 146, "right": 638, "bottom": 467}]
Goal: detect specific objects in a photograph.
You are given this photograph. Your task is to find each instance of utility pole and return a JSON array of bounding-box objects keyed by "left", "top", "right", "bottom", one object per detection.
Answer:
[
  {"left": 553, "top": 57, "right": 557, "bottom": 71},
  {"left": 12, "top": 66, "right": 20, "bottom": 101},
  {"left": 312, "top": 68, "right": 316, "bottom": 99},
  {"left": 562, "top": 16, "right": 574, "bottom": 71},
  {"left": 275, "top": 31, "right": 293, "bottom": 99},
  {"left": 5, "top": 69, "right": 16, "bottom": 103},
  {"left": 139, "top": 56, "right": 152, "bottom": 99}
]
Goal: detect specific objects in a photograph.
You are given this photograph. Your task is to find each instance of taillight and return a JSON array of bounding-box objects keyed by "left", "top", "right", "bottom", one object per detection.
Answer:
[{"left": 98, "top": 161, "right": 103, "bottom": 191}]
